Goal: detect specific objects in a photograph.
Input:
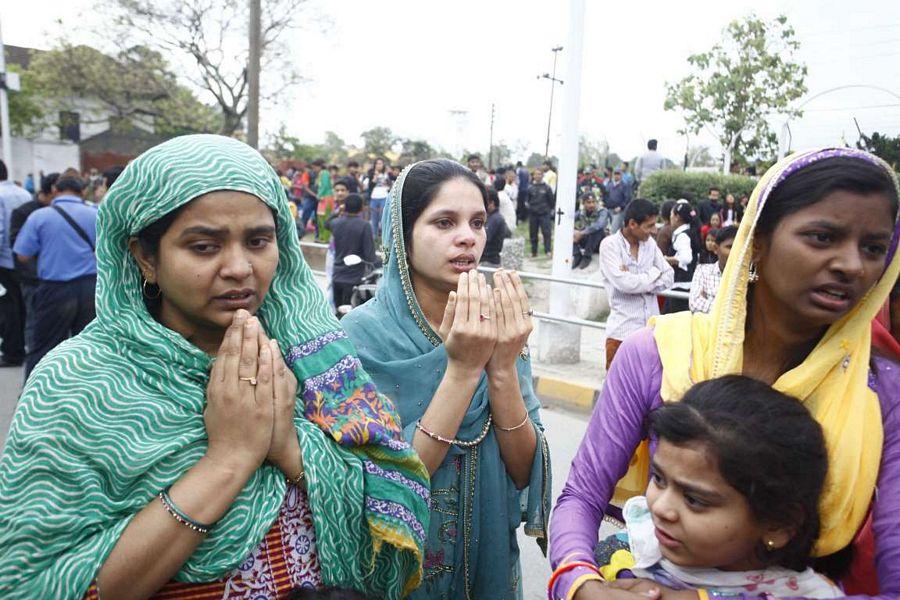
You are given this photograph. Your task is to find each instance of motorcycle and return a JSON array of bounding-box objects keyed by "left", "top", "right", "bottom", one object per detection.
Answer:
[{"left": 335, "top": 254, "right": 382, "bottom": 317}]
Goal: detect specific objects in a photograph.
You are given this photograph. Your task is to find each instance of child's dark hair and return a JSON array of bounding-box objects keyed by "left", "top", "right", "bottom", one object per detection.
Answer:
[
  {"left": 282, "top": 587, "right": 372, "bottom": 600},
  {"left": 648, "top": 375, "right": 828, "bottom": 572},
  {"left": 715, "top": 225, "right": 738, "bottom": 245}
]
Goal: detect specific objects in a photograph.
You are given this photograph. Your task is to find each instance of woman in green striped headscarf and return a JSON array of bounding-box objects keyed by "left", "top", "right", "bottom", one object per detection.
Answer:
[{"left": 0, "top": 134, "right": 429, "bottom": 599}]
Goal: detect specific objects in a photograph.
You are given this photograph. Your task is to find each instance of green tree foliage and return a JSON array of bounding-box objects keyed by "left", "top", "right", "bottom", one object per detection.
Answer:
[
  {"left": 321, "top": 131, "right": 349, "bottom": 163},
  {"left": 638, "top": 170, "right": 758, "bottom": 203},
  {"left": 22, "top": 43, "right": 217, "bottom": 136},
  {"left": 360, "top": 126, "right": 396, "bottom": 158},
  {"left": 664, "top": 14, "right": 807, "bottom": 164},
  {"left": 5, "top": 64, "right": 44, "bottom": 136},
  {"left": 398, "top": 138, "right": 438, "bottom": 164},
  {"left": 857, "top": 131, "right": 900, "bottom": 172},
  {"left": 105, "top": 0, "right": 308, "bottom": 136}
]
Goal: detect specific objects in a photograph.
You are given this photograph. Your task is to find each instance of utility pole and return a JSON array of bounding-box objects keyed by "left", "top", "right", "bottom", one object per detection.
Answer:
[
  {"left": 0, "top": 16, "right": 13, "bottom": 173},
  {"left": 488, "top": 103, "right": 495, "bottom": 170},
  {"left": 247, "top": 0, "right": 261, "bottom": 149},
  {"left": 538, "top": 0, "right": 585, "bottom": 365},
  {"left": 538, "top": 46, "right": 564, "bottom": 159}
]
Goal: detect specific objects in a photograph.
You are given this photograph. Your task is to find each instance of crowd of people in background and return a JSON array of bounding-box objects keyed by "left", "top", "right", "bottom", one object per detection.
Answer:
[{"left": 0, "top": 162, "right": 125, "bottom": 380}]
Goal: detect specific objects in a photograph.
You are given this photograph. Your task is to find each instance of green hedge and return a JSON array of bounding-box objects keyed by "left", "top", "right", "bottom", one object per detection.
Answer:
[{"left": 637, "top": 170, "right": 758, "bottom": 203}]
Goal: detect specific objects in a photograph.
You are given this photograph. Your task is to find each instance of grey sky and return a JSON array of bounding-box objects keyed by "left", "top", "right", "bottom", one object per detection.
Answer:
[{"left": 4, "top": 0, "right": 899, "bottom": 164}]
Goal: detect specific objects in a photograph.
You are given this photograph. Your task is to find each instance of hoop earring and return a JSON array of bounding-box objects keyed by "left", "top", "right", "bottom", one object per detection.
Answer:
[
  {"left": 142, "top": 279, "right": 161, "bottom": 299},
  {"left": 748, "top": 262, "right": 760, "bottom": 283}
]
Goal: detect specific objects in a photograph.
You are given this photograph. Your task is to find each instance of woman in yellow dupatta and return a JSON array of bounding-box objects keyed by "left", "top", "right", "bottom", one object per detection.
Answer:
[{"left": 549, "top": 148, "right": 900, "bottom": 600}]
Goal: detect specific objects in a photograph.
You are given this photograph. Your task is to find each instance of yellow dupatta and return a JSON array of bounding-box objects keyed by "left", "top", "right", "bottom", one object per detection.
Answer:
[{"left": 635, "top": 149, "right": 899, "bottom": 557}]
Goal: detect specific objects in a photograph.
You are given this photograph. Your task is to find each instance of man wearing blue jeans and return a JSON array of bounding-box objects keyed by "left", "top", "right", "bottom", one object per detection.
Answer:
[{"left": 13, "top": 176, "right": 98, "bottom": 380}]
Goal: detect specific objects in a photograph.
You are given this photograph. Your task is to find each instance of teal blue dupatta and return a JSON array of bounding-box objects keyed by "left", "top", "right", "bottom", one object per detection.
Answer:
[{"left": 341, "top": 163, "right": 551, "bottom": 599}]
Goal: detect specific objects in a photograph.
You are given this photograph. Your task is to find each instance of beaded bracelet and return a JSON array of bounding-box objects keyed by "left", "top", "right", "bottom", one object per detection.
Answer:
[
  {"left": 158, "top": 486, "right": 214, "bottom": 534},
  {"left": 496, "top": 413, "right": 530, "bottom": 432},
  {"left": 416, "top": 414, "right": 493, "bottom": 448}
]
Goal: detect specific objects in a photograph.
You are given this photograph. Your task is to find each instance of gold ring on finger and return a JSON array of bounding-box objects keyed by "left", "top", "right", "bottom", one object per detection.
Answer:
[{"left": 239, "top": 376, "right": 258, "bottom": 385}]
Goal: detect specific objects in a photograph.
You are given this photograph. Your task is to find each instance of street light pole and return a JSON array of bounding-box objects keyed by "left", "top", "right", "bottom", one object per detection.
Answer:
[
  {"left": 488, "top": 103, "right": 495, "bottom": 170},
  {"left": 538, "top": 46, "right": 564, "bottom": 159},
  {"left": 247, "top": 0, "right": 261, "bottom": 149}
]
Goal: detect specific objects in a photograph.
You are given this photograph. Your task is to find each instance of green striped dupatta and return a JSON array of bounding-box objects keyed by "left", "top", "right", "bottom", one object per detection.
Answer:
[{"left": 0, "top": 135, "right": 429, "bottom": 598}]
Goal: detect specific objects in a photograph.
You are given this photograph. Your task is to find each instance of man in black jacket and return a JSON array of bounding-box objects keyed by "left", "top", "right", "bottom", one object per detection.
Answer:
[
  {"left": 697, "top": 186, "right": 722, "bottom": 225},
  {"left": 526, "top": 169, "right": 555, "bottom": 257},
  {"left": 325, "top": 194, "right": 376, "bottom": 309}
]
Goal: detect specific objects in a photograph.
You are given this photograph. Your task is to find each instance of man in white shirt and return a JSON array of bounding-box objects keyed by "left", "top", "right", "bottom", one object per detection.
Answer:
[
  {"left": 635, "top": 139, "right": 665, "bottom": 184},
  {"left": 598, "top": 198, "right": 674, "bottom": 370}
]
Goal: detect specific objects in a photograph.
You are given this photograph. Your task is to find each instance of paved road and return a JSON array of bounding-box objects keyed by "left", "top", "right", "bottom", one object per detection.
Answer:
[{"left": 0, "top": 365, "right": 594, "bottom": 597}]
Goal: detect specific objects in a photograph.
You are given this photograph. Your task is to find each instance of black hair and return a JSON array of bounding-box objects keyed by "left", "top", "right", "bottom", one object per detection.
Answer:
[
  {"left": 41, "top": 172, "right": 60, "bottom": 195},
  {"left": 757, "top": 156, "right": 899, "bottom": 238},
  {"left": 708, "top": 186, "right": 720, "bottom": 194},
  {"left": 466, "top": 154, "right": 481, "bottom": 163},
  {"left": 344, "top": 193, "right": 363, "bottom": 214},
  {"left": 333, "top": 179, "right": 349, "bottom": 190},
  {"left": 516, "top": 161, "right": 523, "bottom": 167},
  {"left": 659, "top": 199, "right": 676, "bottom": 221},
  {"left": 347, "top": 160, "right": 360, "bottom": 168},
  {"left": 648, "top": 375, "right": 827, "bottom": 572},
  {"left": 648, "top": 139, "right": 658, "bottom": 151},
  {"left": 623, "top": 198, "right": 658, "bottom": 227},
  {"left": 312, "top": 158, "right": 325, "bottom": 167},
  {"left": 103, "top": 165, "right": 125, "bottom": 189},
  {"left": 580, "top": 192, "right": 596, "bottom": 202},
  {"left": 0, "top": 159, "right": 6, "bottom": 181},
  {"left": 672, "top": 200, "right": 702, "bottom": 258},
  {"left": 715, "top": 225, "right": 738, "bottom": 245},
  {"left": 283, "top": 587, "right": 371, "bottom": 600},
  {"left": 401, "top": 159, "right": 487, "bottom": 250},
  {"left": 55, "top": 176, "right": 85, "bottom": 194},
  {"left": 485, "top": 186, "right": 499, "bottom": 208}
]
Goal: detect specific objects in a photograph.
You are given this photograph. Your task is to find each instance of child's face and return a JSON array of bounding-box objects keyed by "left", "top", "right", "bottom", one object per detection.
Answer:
[
  {"left": 710, "top": 214, "right": 722, "bottom": 227},
  {"left": 646, "top": 440, "right": 778, "bottom": 571},
  {"left": 717, "top": 237, "right": 734, "bottom": 269},
  {"left": 705, "top": 235, "right": 716, "bottom": 252}
]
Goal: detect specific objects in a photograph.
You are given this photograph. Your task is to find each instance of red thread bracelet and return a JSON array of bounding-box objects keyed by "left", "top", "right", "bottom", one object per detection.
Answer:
[{"left": 546, "top": 560, "right": 602, "bottom": 599}]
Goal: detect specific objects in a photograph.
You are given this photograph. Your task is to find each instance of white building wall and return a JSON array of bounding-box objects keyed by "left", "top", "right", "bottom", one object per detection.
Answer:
[{"left": 8, "top": 137, "right": 80, "bottom": 185}]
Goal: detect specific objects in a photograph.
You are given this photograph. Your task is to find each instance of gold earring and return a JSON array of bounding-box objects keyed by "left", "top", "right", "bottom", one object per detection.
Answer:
[
  {"left": 765, "top": 539, "right": 776, "bottom": 551},
  {"left": 142, "top": 279, "right": 161, "bottom": 299}
]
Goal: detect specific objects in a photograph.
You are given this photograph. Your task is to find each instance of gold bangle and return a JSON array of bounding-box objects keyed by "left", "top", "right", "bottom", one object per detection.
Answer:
[
  {"left": 286, "top": 468, "right": 305, "bottom": 487},
  {"left": 496, "top": 413, "right": 530, "bottom": 432}
]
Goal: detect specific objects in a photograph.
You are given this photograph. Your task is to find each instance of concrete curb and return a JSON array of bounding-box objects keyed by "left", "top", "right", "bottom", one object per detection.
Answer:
[{"left": 533, "top": 375, "right": 600, "bottom": 414}]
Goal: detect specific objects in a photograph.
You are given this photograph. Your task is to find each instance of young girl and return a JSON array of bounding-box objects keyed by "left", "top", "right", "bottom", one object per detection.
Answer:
[{"left": 591, "top": 375, "right": 841, "bottom": 597}]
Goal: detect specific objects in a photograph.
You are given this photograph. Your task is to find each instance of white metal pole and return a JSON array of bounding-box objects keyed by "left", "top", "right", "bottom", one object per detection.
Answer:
[
  {"left": 549, "top": 0, "right": 584, "bottom": 315},
  {"left": 536, "top": 0, "right": 585, "bottom": 365},
  {"left": 0, "top": 16, "right": 13, "bottom": 175}
]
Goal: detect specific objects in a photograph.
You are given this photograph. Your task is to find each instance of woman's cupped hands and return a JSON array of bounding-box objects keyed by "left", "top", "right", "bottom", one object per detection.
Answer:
[
  {"left": 438, "top": 269, "right": 533, "bottom": 377},
  {"left": 204, "top": 309, "right": 299, "bottom": 477}
]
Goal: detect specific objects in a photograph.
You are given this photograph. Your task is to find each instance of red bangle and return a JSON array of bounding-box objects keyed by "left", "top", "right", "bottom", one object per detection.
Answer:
[{"left": 547, "top": 561, "right": 602, "bottom": 599}]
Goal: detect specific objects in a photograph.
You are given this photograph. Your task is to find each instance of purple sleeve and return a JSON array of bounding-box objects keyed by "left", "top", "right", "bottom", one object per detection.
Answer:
[
  {"left": 549, "top": 328, "right": 663, "bottom": 598},
  {"left": 870, "top": 358, "right": 900, "bottom": 596}
]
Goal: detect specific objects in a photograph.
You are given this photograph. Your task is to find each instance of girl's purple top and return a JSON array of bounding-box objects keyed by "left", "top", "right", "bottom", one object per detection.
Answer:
[{"left": 549, "top": 327, "right": 900, "bottom": 599}]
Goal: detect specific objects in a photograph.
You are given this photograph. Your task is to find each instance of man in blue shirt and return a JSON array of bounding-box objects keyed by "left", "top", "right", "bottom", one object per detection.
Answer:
[
  {"left": 14, "top": 175, "right": 98, "bottom": 378},
  {"left": 0, "top": 160, "right": 32, "bottom": 367},
  {"left": 604, "top": 169, "right": 633, "bottom": 233}
]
